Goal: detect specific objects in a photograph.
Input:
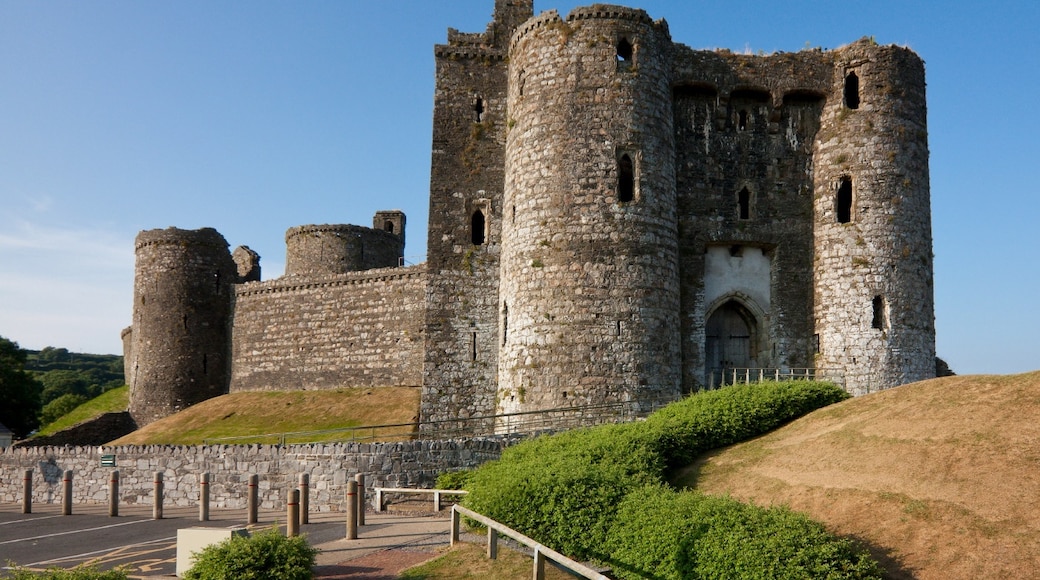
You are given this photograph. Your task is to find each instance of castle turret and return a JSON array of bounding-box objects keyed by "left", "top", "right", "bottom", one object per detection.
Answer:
[
  {"left": 812, "top": 40, "right": 935, "bottom": 394},
  {"left": 497, "top": 5, "right": 681, "bottom": 418},
  {"left": 284, "top": 213, "right": 405, "bottom": 277},
  {"left": 128, "top": 227, "right": 237, "bottom": 426}
]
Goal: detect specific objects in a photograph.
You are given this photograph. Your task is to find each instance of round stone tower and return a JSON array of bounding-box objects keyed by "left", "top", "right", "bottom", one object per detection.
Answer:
[
  {"left": 497, "top": 5, "right": 680, "bottom": 419},
  {"left": 128, "top": 227, "right": 237, "bottom": 426},
  {"left": 284, "top": 222, "right": 404, "bottom": 276},
  {"left": 812, "top": 40, "right": 935, "bottom": 395}
]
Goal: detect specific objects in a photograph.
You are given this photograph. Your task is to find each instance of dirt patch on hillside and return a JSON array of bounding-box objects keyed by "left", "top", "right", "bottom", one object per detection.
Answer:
[{"left": 681, "top": 372, "right": 1040, "bottom": 579}]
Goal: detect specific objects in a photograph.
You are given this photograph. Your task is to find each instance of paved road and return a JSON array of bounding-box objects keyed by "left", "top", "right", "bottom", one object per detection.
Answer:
[{"left": 0, "top": 503, "right": 352, "bottom": 577}]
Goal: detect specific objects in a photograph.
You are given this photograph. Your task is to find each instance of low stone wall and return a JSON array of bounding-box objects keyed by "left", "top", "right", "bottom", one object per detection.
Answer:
[{"left": 0, "top": 437, "right": 514, "bottom": 511}]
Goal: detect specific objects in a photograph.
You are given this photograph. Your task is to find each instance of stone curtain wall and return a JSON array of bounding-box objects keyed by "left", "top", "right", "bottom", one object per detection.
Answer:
[
  {"left": 0, "top": 438, "right": 511, "bottom": 510},
  {"left": 229, "top": 265, "right": 427, "bottom": 392}
]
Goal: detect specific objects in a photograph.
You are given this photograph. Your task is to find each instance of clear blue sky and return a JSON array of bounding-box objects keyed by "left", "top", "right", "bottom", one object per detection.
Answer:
[{"left": 1, "top": 1, "right": 1037, "bottom": 375}]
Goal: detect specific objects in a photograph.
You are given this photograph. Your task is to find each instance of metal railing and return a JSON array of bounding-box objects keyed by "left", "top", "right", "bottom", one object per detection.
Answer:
[{"left": 706, "top": 367, "right": 844, "bottom": 390}]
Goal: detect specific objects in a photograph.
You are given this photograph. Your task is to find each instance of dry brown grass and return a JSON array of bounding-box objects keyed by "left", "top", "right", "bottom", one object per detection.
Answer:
[
  {"left": 109, "top": 387, "right": 421, "bottom": 446},
  {"left": 680, "top": 371, "right": 1040, "bottom": 580},
  {"left": 399, "top": 541, "right": 574, "bottom": 580}
]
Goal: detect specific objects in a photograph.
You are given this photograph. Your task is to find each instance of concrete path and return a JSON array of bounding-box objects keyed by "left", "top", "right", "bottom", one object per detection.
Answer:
[{"left": 1, "top": 502, "right": 451, "bottom": 579}]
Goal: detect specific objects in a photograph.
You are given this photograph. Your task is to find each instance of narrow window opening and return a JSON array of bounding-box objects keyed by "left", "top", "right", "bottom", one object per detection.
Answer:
[
  {"left": 471, "top": 209, "right": 486, "bottom": 245},
  {"left": 616, "top": 38, "right": 633, "bottom": 63},
  {"left": 738, "top": 187, "right": 751, "bottom": 220},
  {"left": 182, "top": 314, "right": 188, "bottom": 330},
  {"left": 202, "top": 353, "right": 208, "bottom": 375},
  {"left": 384, "top": 220, "right": 394, "bottom": 233},
  {"left": 618, "top": 154, "right": 634, "bottom": 203},
  {"left": 475, "top": 97, "right": 485, "bottom": 122},
  {"left": 471, "top": 331, "right": 477, "bottom": 361},
  {"left": 562, "top": 391, "right": 568, "bottom": 399},
  {"left": 511, "top": 205, "right": 516, "bottom": 224},
  {"left": 836, "top": 177, "right": 853, "bottom": 223},
  {"left": 518, "top": 70, "right": 525, "bottom": 97},
  {"left": 872, "top": 295, "right": 886, "bottom": 330},
  {"left": 616, "top": 320, "right": 623, "bottom": 336},
  {"left": 812, "top": 333, "right": 820, "bottom": 353},
  {"left": 502, "top": 303, "right": 509, "bottom": 347},
  {"left": 844, "top": 71, "right": 860, "bottom": 110},
  {"left": 737, "top": 109, "right": 749, "bottom": 131}
]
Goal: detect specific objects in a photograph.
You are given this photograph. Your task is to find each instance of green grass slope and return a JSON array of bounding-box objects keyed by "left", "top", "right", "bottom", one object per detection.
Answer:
[
  {"left": 35, "top": 385, "right": 129, "bottom": 436},
  {"left": 109, "top": 387, "right": 421, "bottom": 446}
]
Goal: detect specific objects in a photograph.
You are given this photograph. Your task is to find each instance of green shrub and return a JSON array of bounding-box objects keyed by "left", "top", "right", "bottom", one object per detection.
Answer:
[
  {"left": 606, "top": 486, "right": 883, "bottom": 580},
  {"left": 464, "top": 422, "right": 661, "bottom": 559},
  {"left": 643, "top": 380, "right": 849, "bottom": 471},
  {"left": 435, "top": 469, "right": 473, "bottom": 490},
  {"left": 182, "top": 528, "right": 317, "bottom": 580},
  {"left": 4, "top": 566, "right": 128, "bottom": 579},
  {"left": 463, "top": 381, "right": 851, "bottom": 563}
]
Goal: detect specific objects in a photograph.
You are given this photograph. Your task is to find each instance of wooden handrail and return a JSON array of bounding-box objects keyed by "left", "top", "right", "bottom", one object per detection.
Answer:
[{"left": 451, "top": 504, "right": 610, "bottom": 580}]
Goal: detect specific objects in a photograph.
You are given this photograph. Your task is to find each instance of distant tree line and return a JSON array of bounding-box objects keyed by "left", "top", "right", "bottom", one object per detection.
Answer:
[{"left": 0, "top": 337, "right": 124, "bottom": 439}]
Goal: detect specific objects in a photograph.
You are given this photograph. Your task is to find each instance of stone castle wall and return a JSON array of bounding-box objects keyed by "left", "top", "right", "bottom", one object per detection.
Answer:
[
  {"left": 123, "top": 2, "right": 935, "bottom": 430},
  {"left": 230, "top": 265, "right": 426, "bottom": 392},
  {"left": 0, "top": 438, "right": 512, "bottom": 510}
]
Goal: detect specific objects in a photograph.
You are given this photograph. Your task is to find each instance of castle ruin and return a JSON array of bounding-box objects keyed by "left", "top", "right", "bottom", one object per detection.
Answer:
[{"left": 123, "top": 1, "right": 935, "bottom": 429}]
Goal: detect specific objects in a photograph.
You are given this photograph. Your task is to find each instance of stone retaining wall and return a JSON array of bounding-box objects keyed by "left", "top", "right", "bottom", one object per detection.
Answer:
[{"left": 0, "top": 438, "right": 514, "bottom": 511}]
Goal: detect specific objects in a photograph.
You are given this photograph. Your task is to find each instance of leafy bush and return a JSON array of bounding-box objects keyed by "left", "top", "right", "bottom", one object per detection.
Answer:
[
  {"left": 606, "top": 486, "right": 883, "bottom": 580},
  {"left": 464, "top": 422, "right": 661, "bottom": 558},
  {"left": 4, "top": 566, "right": 128, "bottom": 579},
  {"left": 182, "top": 528, "right": 317, "bottom": 580},
  {"left": 39, "top": 393, "right": 89, "bottom": 426},
  {"left": 463, "top": 381, "right": 853, "bottom": 563},
  {"left": 435, "top": 469, "right": 473, "bottom": 490},
  {"left": 643, "top": 380, "right": 849, "bottom": 471}
]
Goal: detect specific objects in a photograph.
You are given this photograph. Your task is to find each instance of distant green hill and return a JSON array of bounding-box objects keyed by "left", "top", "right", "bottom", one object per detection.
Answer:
[{"left": 24, "top": 347, "right": 124, "bottom": 405}]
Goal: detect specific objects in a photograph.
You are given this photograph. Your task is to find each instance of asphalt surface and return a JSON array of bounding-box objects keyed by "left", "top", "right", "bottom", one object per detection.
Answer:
[{"left": 0, "top": 502, "right": 382, "bottom": 577}]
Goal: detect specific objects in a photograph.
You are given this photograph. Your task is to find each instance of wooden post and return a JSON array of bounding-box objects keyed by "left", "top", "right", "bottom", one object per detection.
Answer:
[
  {"left": 487, "top": 526, "right": 498, "bottom": 559},
  {"left": 62, "top": 470, "right": 73, "bottom": 515},
  {"left": 354, "top": 473, "right": 365, "bottom": 526},
  {"left": 450, "top": 506, "right": 460, "bottom": 546},
  {"left": 533, "top": 547, "right": 546, "bottom": 580},
  {"left": 434, "top": 490, "right": 441, "bottom": 512},
  {"left": 199, "top": 472, "right": 210, "bottom": 522},
  {"left": 247, "top": 474, "right": 258, "bottom": 525},
  {"left": 298, "top": 473, "right": 310, "bottom": 525},
  {"left": 22, "top": 469, "right": 32, "bottom": 514},
  {"left": 108, "top": 470, "right": 119, "bottom": 517},
  {"left": 375, "top": 488, "right": 383, "bottom": 512},
  {"left": 346, "top": 481, "right": 358, "bottom": 540},
  {"left": 287, "top": 489, "right": 300, "bottom": 538},
  {"left": 153, "top": 472, "right": 164, "bottom": 520}
]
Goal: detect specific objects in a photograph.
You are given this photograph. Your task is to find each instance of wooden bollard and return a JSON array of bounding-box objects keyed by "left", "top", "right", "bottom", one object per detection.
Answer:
[
  {"left": 153, "top": 472, "right": 164, "bottom": 520},
  {"left": 22, "top": 469, "right": 32, "bottom": 514},
  {"left": 287, "top": 489, "right": 300, "bottom": 538},
  {"left": 346, "top": 480, "right": 358, "bottom": 540},
  {"left": 62, "top": 470, "right": 73, "bottom": 515},
  {"left": 354, "top": 473, "right": 365, "bottom": 526},
  {"left": 247, "top": 474, "right": 258, "bottom": 525},
  {"left": 108, "top": 470, "right": 119, "bottom": 517},
  {"left": 299, "top": 473, "right": 309, "bottom": 525},
  {"left": 199, "top": 472, "right": 210, "bottom": 522}
]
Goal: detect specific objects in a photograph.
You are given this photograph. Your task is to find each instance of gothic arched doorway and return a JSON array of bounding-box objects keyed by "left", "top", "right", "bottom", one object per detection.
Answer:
[{"left": 705, "top": 299, "right": 760, "bottom": 379}]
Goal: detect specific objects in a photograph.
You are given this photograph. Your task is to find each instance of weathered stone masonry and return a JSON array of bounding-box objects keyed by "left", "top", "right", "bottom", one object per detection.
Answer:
[
  {"left": 123, "top": 1, "right": 935, "bottom": 431},
  {"left": 0, "top": 439, "right": 511, "bottom": 509}
]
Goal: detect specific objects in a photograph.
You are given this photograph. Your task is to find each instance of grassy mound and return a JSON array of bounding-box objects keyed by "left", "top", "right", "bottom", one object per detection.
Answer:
[
  {"left": 35, "top": 386, "right": 129, "bottom": 436},
  {"left": 109, "top": 387, "right": 421, "bottom": 445},
  {"left": 687, "top": 371, "right": 1040, "bottom": 580},
  {"left": 460, "top": 381, "right": 876, "bottom": 577}
]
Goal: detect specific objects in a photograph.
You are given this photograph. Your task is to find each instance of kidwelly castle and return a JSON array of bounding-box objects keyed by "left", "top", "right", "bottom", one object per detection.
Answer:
[{"left": 123, "top": 1, "right": 935, "bottom": 429}]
